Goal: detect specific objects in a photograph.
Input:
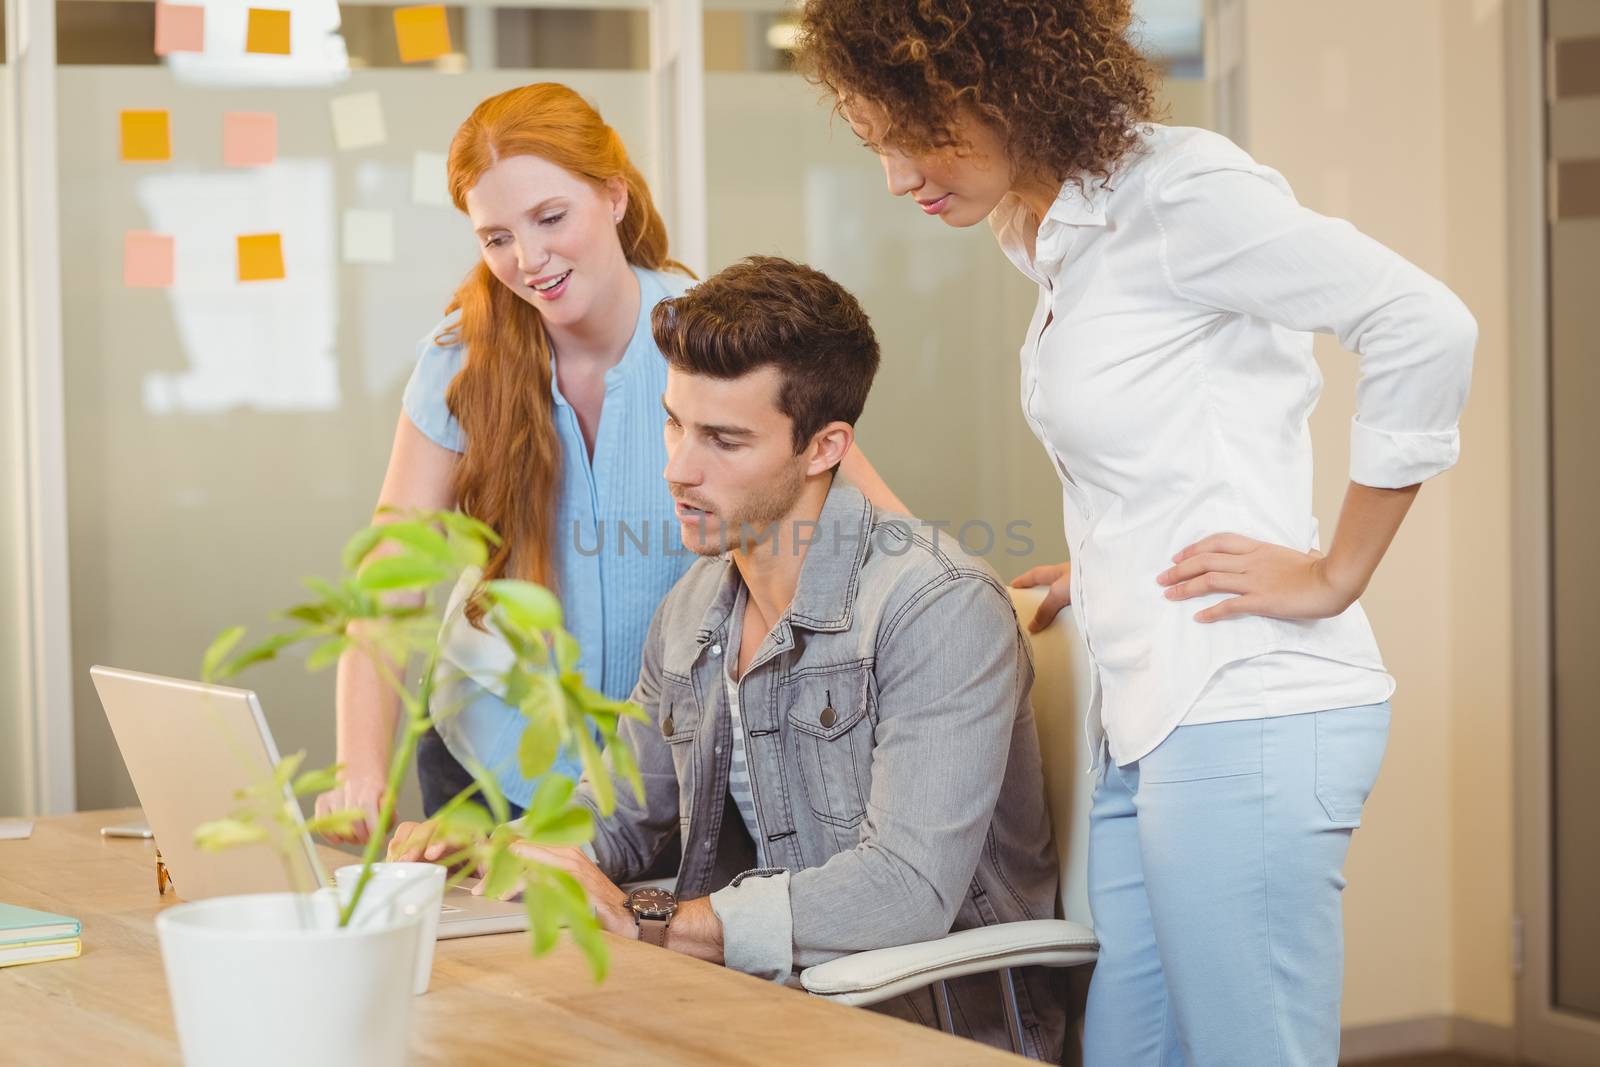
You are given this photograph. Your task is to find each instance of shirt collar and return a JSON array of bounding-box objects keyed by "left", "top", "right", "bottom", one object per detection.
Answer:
[
  {"left": 550, "top": 265, "right": 655, "bottom": 409},
  {"left": 691, "top": 479, "right": 873, "bottom": 649}
]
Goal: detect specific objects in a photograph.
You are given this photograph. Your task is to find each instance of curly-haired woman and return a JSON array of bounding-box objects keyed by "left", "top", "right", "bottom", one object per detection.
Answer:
[
  {"left": 799, "top": 3, "right": 1475, "bottom": 1063},
  {"left": 313, "top": 83, "right": 903, "bottom": 840}
]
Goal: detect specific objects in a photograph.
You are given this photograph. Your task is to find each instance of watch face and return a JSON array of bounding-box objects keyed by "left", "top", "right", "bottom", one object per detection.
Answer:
[{"left": 628, "top": 887, "right": 676, "bottom": 920}]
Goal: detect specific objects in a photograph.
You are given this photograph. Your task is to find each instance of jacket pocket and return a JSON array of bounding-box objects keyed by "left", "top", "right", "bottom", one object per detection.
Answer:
[
  {"left": 660, "top": 674, "right": 700, "bottom": 824},
  {"left": 784, "top": 666, "right": 873, "bottom": 829},
  {"left": 1314, "top": 703, "right": 1391, "bottom": 827}
]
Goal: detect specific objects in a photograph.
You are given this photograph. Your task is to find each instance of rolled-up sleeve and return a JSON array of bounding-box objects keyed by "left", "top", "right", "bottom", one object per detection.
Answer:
[
  {"left": 1149, "top": 147, "right": 1477, "bottom": 489},
  {"left": 711, "top": 573, "right": 1025, "bottom": 979}
]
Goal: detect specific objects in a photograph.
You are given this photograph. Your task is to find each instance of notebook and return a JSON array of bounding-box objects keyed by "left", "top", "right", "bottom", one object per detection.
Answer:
[
  {"left": 0, "top": 903, "right": 81, "bottom": 946},
  {"left": 0, "top": 936, "right": 81, "bottom": 969}
]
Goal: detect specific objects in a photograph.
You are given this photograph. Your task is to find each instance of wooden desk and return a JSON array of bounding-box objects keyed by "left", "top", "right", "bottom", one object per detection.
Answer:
[{"left": 0, "top": 809, "right": 1021, "bottom": 1065}]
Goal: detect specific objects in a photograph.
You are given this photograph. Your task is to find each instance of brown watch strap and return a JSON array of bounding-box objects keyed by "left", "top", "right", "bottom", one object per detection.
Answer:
[{"left": 637, "top": 917, "right": 669, "bottom": 948}]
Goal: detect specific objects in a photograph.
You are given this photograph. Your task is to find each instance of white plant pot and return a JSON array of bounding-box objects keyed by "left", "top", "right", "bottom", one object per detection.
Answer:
[{"left": 156, "top": 891, "right": 419, "bottom": 1067}]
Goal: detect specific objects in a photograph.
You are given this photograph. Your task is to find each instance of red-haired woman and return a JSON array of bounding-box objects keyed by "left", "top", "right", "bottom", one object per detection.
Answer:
[
  {"left": 799, "top": 3, "right": 1475, "bottom": 1063},
  {"left": 315, "top": 83, "right": 901, "bottom": 839}
]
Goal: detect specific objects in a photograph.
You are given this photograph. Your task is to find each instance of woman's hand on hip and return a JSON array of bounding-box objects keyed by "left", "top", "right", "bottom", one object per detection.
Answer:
[
  {"left": 1159, "top": 533, "right": 1359, "bottom": 623},
  {"left": 1012, "top": 562, "right": 1072, "bottom": 632}
]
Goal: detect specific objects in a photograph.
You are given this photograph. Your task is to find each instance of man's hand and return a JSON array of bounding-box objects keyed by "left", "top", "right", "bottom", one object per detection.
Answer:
[
  {"left": 1011, "top": 561, "right": 1072, "bottom": 632},
  {"left": 315, "top": 776, "right": 387, "bottom": 845},
  {"left": 480, "top": 844, "right": 636, "bottom": 939}
]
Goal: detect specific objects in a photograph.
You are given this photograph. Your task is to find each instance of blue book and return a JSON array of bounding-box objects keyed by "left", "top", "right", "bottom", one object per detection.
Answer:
[{"left": 0, "top": 902, "right": 81, "bottom": 946}]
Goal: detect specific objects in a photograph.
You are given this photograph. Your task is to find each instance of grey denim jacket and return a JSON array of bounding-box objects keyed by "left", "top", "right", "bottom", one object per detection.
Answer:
[{"left": 576, "top": 482, "right": 1064, "bottom": 1058}]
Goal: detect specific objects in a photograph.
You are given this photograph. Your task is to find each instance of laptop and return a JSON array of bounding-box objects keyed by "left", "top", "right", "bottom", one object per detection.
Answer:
[{"left": 90, "top": 665, "right": 528, "bottom": 939}]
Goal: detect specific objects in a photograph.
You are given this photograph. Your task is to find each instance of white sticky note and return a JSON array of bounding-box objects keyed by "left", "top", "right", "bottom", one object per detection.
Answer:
[
  {"left": 342, "top": 209, "right": 394, "bottom": 264},
  {"left": 411, "top": 150, "right": 450, "bottom": 206},
  {"left": 329, "top": 91, "right": 386, "bottom": 151}
]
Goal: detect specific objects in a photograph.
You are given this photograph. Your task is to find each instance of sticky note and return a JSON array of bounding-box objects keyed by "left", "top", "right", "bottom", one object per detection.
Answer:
[
  {"left": 342, "top": 210, "right": 395, "bottom": 264},
  {"left": 237, "top": 233, "right": 285, "bottom": 282},
  {"left": 329, "top": 92, "right": 386, "bottom": 151},
  {"left": 245, "top": 8, "right": 291, "bottom": 56},
  {"left": 223, "top": 112, "right": 277, "bottom": 167},
  {"left": 124, "top": 232, "right": 176, "bottom": 288},
  {"left": 394, "top": 5, "right": 451, "bottom": 64},
  {"left": 154, "top": 2, "right": 205, "bottom": 56},
  {"left": 412, "top": 150, "right": 450, "bottom": 206},
  {"left": 120, "top": 110, "right": 172, "bottom": 162}
]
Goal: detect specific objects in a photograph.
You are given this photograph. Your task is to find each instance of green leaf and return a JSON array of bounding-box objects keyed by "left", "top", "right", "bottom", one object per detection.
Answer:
[
  {"left": 353, "top": 554, "right": 450, "bottom": 593},
  {"left": 523, "top": 774, "right": 576, "bottom": 831},
  {"left": 226, "top": 629, "right": 311, "bottom": 677},
  {"left": 304, "top": 635, "right": 349, "bottom": 672},
  {"left": 437, "top": 510, "right": 501, "bottom": 549},
  {"left": 201, "top": 626, "right": 246, "bottom": 682},
  {"left": 553, "top": 630, "right": 580, "bottom": 673},
  {"left": 434, "top": 800, "right": 495, "bottom": 844},
  {"left": 517, "top": 722, "right": 560, "bottom": 781},
  {"left": 194, "top": 818, "right": 268, "bottom": 851},
  {"left": 340, "top": 523, "right": 389, "bottom": 573},
  {"left": 378, "top": 522, "right": 453, "bottom": 567},
  {"left": 444, "top": 524, "right": 489, "bottom": 569},
  {"left": 605, "top": 731, "right": 645, "bottom": 806},
  {"left": 520, "top": 874, "right": 561, "bottom": 956},
  {"left": 303, "top": 809, "right": 363, "bottom": 837},
  {"left": 459, "top": 754, "right": 510, "bottom": 825},
  {"left": 290, "top": 763, "right": 341, "bottom": 797},
  {"left": 283, "top": 603, "right": 337, "bottom": 626},
  {"left": 272, "top": 751, "right": 308, "bottom": 789},
  {"left": 481, "top": 847, "right": 523, "bottom": 900},
  {"left": 545, "top": 867, "right": 608, "bottom": 982},
  {"left": 485, "top": 580, "right": 563, "bottom": 632},
  {"left": 574, "top": 727, "right": 613, "bottom": 816},
  {"left": 524, "top": 806, "right": 594, "bottom": 847}
]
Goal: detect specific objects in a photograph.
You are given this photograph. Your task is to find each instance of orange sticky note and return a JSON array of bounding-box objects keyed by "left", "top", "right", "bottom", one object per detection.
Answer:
[
  {"left": 154, "top": 2, "right": 205, "bottom": 56},
  {"left": 394, "top": 5, "right": 451, "bottom": 63},
  {"left": 124, "top": 232, "right": 175, "bottom": 289},
  {"left": 120, "top": 110, "right": 172, "bottom": 162},
  {"left": 237, "top": 233, "right": 285, "bottom": 282},
  {"left": 223, "top": 112, "right": 277, "bottom": 167},
  {"left": 245, "top": 8, "right": 291, "bottom": 55}
]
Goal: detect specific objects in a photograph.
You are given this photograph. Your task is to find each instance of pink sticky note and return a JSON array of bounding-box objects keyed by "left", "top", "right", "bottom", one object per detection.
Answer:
[
  {"left": 223, "top": 112, "right": 277, "bottom": 167},
  {"left": 154, "top": 2, "right": 206, "bottom": 56},
  {"left": 124, "top": 232, "right": 175, "bottom": 289}
]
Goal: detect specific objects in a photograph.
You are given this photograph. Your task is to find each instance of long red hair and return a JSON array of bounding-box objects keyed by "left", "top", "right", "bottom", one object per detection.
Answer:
[{"left": 439, "top": 83, "right": 690, "bottom": 625}]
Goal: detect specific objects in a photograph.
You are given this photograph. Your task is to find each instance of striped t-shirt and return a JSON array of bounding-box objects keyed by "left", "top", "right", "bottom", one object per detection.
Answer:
[{"left": 724, "top": 586, "right": 763, "bottom": 865}]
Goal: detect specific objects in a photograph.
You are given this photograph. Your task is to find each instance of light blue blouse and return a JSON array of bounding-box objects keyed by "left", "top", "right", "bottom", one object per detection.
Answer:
[{"left": 402, "top": 265, "right": 697, "bottom": 807}]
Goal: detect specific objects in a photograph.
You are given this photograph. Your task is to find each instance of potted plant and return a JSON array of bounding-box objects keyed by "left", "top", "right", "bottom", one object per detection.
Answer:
[{"left": 154, "top": 510, "right": 645, "bottom": 1067}]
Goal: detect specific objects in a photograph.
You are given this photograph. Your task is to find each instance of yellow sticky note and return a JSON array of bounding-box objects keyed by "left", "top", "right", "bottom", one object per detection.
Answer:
[
  {"left": 394, "top": 5, "right": 451, "bottom": 63},
  {"left": 237, "top": 233, "right": 285, "bottom": 282},
  {"left": 245, "top": 8, "right": 291, "bottom": 56},
  {"left": 120, "top": 110, "right": 172, "bottom": 163}
]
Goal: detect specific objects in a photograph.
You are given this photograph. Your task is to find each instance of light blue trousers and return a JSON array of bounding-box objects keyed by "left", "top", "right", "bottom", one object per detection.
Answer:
[{"left": 1083, "top": 703, "right": 1391, "bottom": 1067}]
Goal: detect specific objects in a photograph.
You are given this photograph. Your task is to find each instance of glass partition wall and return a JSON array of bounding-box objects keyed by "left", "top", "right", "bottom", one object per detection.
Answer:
[{"left": 13, "top": 0, "right": 1208, "bottom": 818}]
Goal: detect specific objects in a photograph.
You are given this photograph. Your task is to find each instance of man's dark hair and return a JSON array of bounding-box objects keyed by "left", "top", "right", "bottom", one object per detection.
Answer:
[{"left": 651, "top": 255, "right": 881, "bottom": 454}]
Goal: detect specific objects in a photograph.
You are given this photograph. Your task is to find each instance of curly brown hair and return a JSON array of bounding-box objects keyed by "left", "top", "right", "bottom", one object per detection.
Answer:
[{"left": 797, "top": 0, "right": 1159, "bottom": 191}]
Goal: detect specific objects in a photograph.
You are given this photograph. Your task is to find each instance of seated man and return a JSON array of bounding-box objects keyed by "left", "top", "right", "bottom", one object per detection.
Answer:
[{"left": 412, "top": 256, "right": 1064, "bottom": 1057}]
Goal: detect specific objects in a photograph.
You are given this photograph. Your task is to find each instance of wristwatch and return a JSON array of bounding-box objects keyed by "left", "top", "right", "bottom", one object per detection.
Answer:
[{"left": 624, "top": 886, "right": 678, "bottom": 948}]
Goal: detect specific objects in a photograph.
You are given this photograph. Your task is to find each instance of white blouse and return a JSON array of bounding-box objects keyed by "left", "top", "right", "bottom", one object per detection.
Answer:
[{"left": 991, "top": 125, "right": 1476, "bottom": 766}]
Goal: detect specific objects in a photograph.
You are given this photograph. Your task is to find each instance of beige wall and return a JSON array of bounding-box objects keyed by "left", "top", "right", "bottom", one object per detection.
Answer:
[
  {"left": 0, "top": 69, "right": 30, "bottom": 819},
  {"left": 1242, "top": 0, "right": 1516, "bottom": 1031}
]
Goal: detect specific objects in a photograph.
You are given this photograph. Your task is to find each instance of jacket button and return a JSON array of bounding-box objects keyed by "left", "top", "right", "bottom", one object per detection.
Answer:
[
  {"left": 820, "top": 706, "right": 837, "bottom": 728},
  {"left": 662, "top": 715, "right": 675, "bottom": 738}
]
